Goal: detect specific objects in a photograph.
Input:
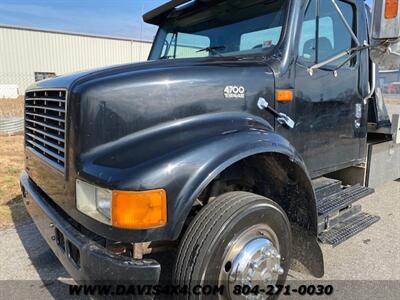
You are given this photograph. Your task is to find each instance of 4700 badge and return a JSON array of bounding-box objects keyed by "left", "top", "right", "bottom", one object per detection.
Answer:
[{"left": 223, "top": 85, "right": 246, "bottom": 99}]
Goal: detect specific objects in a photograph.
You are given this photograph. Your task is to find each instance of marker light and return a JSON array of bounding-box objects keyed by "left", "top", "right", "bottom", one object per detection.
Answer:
[
  {"left": 112, "top": 189, "right": 167, "bottom": 229},
  {"left": 385, "top": 0, "right": 399, "bottom": 19},
  {"left": 276, "top": 89, "right": 294, "bottom": 102}
]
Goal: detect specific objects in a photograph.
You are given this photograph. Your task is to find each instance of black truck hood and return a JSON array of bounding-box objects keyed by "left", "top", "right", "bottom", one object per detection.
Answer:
[
  {"left": 28, "top": 57, "right": 275, "bottom": 92},
  {"left": 25, "top": 57, "right": 280, "bottom": 242}
]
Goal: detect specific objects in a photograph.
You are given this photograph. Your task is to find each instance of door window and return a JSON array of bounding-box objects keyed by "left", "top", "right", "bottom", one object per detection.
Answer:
[
  {"left": 299, "top": 0, "right": 317, "bottom": 63},
  {"left": 298, "top": 0, "right": 356, "bottom": 67}
]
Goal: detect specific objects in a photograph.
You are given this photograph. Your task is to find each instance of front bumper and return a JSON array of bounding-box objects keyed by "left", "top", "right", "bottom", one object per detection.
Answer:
[{"left": 20, "top": 171, "right": 161, "bottom": 284}]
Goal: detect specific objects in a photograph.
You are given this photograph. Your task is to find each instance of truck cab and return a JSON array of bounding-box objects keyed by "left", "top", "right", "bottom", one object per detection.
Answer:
[
  {"left": 148, "top": 0, "right": 371, "bottom": 177},
  {"left": 21, "top": 0, "right": 400, "bottom": 296}
]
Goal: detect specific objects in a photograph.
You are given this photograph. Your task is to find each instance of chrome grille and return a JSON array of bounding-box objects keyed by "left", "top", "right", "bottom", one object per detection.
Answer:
[{"left": 25, "top": 90, "right": 66, "bottom": 172}]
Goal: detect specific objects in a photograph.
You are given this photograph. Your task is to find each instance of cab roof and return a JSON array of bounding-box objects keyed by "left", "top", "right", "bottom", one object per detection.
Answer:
[{"left": 143, "top": 0, "right": 286, "bottom": 25}]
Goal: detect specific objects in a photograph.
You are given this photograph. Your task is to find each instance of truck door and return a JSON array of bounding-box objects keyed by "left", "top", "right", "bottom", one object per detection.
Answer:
[{"left": 290, "top": 0, "right": 364, "bottom": 177}]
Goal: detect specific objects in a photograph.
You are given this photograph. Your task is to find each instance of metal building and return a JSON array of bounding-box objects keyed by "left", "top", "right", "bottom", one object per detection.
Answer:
[{"left": 0, "top": 25, "right": 153, "bottom": 97}]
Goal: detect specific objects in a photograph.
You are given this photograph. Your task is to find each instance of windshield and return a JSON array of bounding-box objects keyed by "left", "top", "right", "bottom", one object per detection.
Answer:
[{"left": 149, "top": 0, "right": 287, "bottom": 60}]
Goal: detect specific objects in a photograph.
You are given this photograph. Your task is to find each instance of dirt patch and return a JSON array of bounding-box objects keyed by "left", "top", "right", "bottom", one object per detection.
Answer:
[
  {"left": 0, "top": 134, "right": 29, "bottom": 227},
  {"left": 0, "top": 97, "right": 24, "bottom": 118},
  {"left": 383, "top": 95, "right": 400, "bottom": 104}
]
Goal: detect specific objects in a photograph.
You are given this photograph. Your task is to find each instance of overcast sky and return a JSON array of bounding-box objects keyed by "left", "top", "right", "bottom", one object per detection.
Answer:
[{"left": 0, "top": 0, "right": 374, "bottom": 41}]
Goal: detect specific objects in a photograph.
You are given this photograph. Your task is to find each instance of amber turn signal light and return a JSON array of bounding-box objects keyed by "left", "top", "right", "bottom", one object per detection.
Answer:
[
  {"left": 112, "top": 189, "right": 167, "bottom": 229},
  {"left": 385, "top": 0, "right": 399, "bottom": 19},
  {"left": 276, "top": 89, "right": 294, "bottom": 102}
]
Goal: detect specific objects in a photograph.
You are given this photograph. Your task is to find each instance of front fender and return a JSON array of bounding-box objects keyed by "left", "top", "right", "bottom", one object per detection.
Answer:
[{"left": 79, "top": 112, "right": 315, "bottom": 242}]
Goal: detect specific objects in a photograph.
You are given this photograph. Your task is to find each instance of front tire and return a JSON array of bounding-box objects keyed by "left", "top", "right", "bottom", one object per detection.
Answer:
[{"left": 173, "top": 192, "right": 292, "bottom": 299}]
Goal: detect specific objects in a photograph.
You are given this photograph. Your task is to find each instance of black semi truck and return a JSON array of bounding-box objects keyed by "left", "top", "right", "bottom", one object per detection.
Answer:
[{"left": 21, "top": 0, "right": 400, "bottom": 297}]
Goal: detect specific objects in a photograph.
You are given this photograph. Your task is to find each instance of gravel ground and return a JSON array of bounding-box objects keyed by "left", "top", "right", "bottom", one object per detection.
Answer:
[{"left": 0, "top": 180, "right": 399, "bottom": 299}]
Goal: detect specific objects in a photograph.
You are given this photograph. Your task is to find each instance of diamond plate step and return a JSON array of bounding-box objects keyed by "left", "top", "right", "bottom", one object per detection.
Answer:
[
  {"left": 318, "top": 212, "right": 380, "bottom": 246},
  {"left": 317, "top": 184, "right": 374, "bottom": 216}
]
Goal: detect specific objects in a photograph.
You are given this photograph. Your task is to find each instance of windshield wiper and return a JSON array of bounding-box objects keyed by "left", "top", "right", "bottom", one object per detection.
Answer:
[
  {"left": 159, "top": 55, "right": 175, "bottom": 60},
  {"left": 196, "top": 46, "right": 226, "bottom": 56}
]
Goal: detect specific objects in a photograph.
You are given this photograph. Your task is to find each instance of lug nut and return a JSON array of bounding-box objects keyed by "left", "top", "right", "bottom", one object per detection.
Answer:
[
  {"left": 272, "top": 264, "right": 284, "bottom": 275},
  {"left": 276, "top": 266, "right": 284, "bottom": 275}
]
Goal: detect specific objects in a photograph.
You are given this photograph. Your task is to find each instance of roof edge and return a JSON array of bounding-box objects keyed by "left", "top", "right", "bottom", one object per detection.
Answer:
[{"left": 0, "top": 24, "right": 153, "bottom": 43}]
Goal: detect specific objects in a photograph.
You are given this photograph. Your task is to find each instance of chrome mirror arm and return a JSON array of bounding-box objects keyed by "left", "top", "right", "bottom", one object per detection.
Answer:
[{"left": 331, "top": 0, "right": 361, "bottom": 46}]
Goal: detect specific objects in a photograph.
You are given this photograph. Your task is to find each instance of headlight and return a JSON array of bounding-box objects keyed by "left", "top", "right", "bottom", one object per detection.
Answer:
[
  {"left": 95, "top": 188, "right": 112, "bottom": 219},
  {"left": 76, "top": 179, "right": 112, "bottom": 224},
  {"left": 76, "top": 179, "right": 167, "bottom": 229}
]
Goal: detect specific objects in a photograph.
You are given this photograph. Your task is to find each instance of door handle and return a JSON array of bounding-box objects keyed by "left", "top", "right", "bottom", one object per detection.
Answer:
[{"left": 257, "top": 97, "right": 295, "bottom": 129}]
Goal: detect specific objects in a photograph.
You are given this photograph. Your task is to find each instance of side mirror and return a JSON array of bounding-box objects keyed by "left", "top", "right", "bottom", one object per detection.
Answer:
[{"left": 370, "top": 0, "right": 400, "bottom": 69}]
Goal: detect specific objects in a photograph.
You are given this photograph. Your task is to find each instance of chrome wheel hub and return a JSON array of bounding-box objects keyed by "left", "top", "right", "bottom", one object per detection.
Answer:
[
  {"left": 219, "top": 225, "right": 284, "bottom": 299},
  {"left": 230, "top": 238, "right": 283, "bottom": 285}
]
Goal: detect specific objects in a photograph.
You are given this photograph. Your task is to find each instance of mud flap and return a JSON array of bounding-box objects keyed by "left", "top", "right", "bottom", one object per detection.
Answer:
[{"left": 290, "top": 225, "right": 324, "bottom": 278}]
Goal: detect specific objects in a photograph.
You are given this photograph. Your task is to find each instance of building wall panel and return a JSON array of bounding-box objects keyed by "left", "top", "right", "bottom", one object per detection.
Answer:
[{"left": 0, "top": 26, "right": 152, "bottom": 95}]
